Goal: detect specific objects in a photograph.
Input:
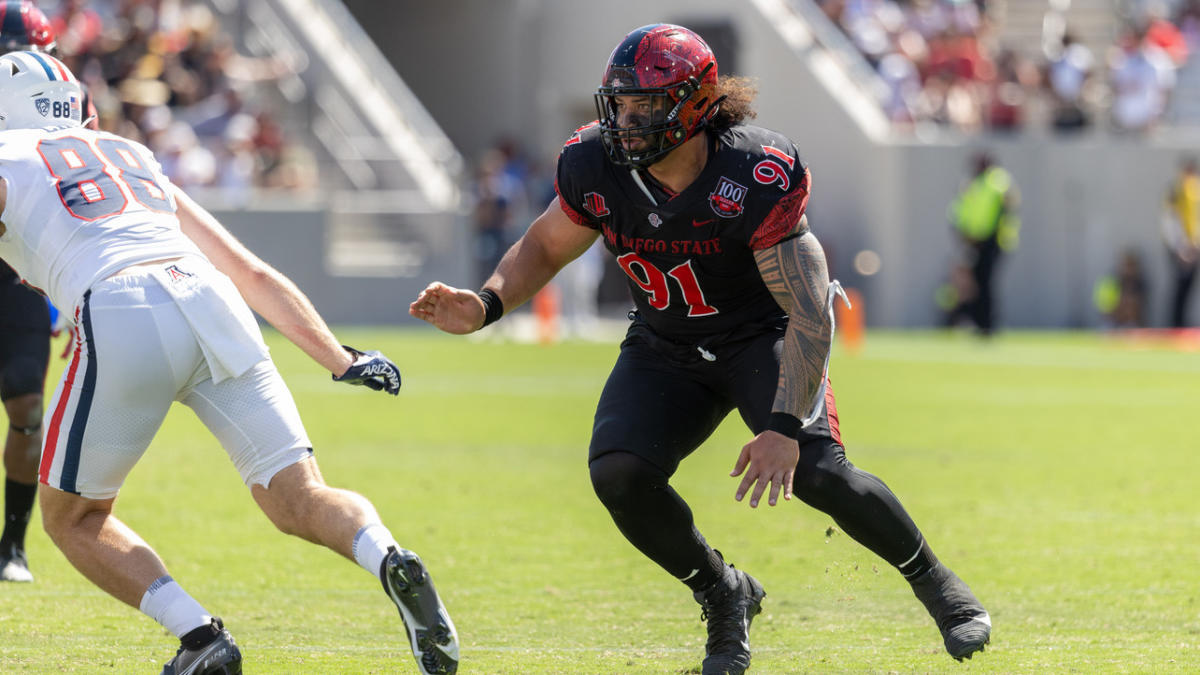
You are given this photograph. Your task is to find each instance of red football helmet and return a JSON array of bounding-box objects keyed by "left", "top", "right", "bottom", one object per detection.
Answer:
[
  {"left": 0, "top": 1, "right": 56, "bottom": 54},
  {"left": 594, "top": 24, "right": 721, "bottom": 167}
]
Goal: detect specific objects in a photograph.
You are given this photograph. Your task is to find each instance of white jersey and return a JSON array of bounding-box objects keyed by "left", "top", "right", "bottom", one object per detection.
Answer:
[{"left": 0, "top": 125, "right": 202, "bottom": 313}]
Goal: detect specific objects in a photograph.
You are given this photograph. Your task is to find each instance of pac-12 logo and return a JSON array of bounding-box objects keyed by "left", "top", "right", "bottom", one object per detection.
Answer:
[
  {"left": 35, "top": 98, "right": 74, "bottom": 119},
  {"left": 709, "top": 176, "right": 747, "bottom": 218}
]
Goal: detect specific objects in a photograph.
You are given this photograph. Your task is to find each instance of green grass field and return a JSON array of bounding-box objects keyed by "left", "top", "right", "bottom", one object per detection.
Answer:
[{"left": 1, "top": 328, "right": 1197, "bottom": 674}]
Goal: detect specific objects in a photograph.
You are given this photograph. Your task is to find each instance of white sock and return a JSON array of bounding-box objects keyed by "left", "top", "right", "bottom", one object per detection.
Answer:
[
  {"left": 138, "top": 576, "right": 212, "bottom": 638},
  {"left": 353, "top": 523, "right": 397, "bottom": 576}
]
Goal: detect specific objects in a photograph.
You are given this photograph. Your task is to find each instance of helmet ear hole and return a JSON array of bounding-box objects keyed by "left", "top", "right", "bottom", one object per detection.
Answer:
[{"left": 0, "top": 51, "right": 83, "bottom": 130}]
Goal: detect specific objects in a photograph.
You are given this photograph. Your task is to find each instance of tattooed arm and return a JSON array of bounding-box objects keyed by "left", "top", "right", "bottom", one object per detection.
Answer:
[
  {"left": 752, "top": 215, "right": 832, "bottom": 420},
  {"left": 730, "top": 215, "right": 832, "bottom": 508}
]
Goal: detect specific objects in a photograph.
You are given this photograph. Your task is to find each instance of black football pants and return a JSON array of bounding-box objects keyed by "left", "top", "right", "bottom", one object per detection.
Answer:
[{"left": 588, "top": 322, "right": 927, "bottom": 588}]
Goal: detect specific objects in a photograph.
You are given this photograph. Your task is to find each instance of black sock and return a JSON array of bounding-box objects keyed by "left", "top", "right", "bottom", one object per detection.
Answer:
[
  {"left": 691, "top": 548, "right": 731, "bottom": 594},
  {"left": 896, "top": 537, "right": 940, "bottom": 581},
  {"left": 792, "top": 441, "right": 939, "bottom": 576},
  {"left": 180, "top": 621, "right": 220, "bottom": 650},
  {"left": 1, "top": 478, "right": 37, "bottom": 549}
]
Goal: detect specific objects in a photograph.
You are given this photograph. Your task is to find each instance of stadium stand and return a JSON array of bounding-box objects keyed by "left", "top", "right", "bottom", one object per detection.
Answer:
[
  {"left": 35, "top": 0, "right": 1199, "bottom": 328},
  {"left": 33, "top": 0, "right": 468, "bottom": 324}
]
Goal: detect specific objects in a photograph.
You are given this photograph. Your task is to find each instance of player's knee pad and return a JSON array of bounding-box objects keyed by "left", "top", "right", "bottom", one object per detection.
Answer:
[
  {"left": 588, "top": 451, "right": 668, "bottom": 511},
  {"left": 0, "top": 356, "right": 46, "bottom": 403}
]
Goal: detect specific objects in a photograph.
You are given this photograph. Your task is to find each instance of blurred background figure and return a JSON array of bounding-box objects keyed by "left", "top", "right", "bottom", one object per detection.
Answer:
[
  {"left": 1109, "top": 22, "right": 1178, "bottom": 134},
  {"left": 1162, "top": 157, "right": 1200, "bottom": 327},
  {"left": 1093, "top": 248, "right": 1150, "bottom": 328},
  {"left": 946, "top": 151, "right": 1020, "bottom": 335},
  {"left": 557, "top": 240, "right": 605, "bottom": 339},
  {"left": 1045, "top": 30, "right": 1095, "bottom": 131},
  {"left": 936, "top": 260, "right": 978, "bottom": 329},
  {"left": 471, "top": 145, "right": 529, "bottom": 287}
]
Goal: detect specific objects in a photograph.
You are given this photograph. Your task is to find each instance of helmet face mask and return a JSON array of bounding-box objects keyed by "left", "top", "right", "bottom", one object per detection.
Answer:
[
  {"left": 594, "top": 24, "right": 720, "bottom": 168},
  {"left": 594, "top": 88, "right": 675, "bottom": 165},
  {"left": 0, "top": 51, "right": 83, "bottom": 131}
]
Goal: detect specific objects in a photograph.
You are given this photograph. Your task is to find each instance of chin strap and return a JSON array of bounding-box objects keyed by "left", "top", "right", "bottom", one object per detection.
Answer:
[{"left": 629, "top": 168, "right": 658, "bottom": 206}]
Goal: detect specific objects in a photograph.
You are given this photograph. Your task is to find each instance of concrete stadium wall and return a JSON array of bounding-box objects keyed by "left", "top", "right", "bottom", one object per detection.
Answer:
[
  {"left": 333, "top": 0, "right": 1200, "bottom": 328},
  {"left": 211, "top": 208, "right": 468, "bottom": 325}
]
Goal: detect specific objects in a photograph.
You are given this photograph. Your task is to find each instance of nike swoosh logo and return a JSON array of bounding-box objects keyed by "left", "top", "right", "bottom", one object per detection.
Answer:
[{"left": 693, "top": 219, "right": 714, "bottom": 227}]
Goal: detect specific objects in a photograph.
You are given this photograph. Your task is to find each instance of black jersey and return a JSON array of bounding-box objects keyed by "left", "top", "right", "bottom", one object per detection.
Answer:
[
  {"left": 556, "top": 122, "right": 810, "bottom": 342},
  {"left": 0, "top": 259, "right": 17, "bottom": 284}
]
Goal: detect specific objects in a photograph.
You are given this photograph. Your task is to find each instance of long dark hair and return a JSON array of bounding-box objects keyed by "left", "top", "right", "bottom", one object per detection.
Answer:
[{"left": 709, "top": 75, "right": 758, "bottom": 132}]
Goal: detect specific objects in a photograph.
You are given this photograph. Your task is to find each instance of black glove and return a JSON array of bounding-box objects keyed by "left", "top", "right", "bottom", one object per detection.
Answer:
[{"left": 332, "top": 345, "right": 401, "bottom": 395}]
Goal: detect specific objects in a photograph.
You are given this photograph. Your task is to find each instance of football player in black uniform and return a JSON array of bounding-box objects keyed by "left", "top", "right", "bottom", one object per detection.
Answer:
[
  {"left": 411, "top": 23, "right": 990, "bottom": 673},
  {"left": 0, "top": 0, "right": 58, "bottom": 584},
  {"left": 0, "top": 259, "right": 48, "bottom": 583}
]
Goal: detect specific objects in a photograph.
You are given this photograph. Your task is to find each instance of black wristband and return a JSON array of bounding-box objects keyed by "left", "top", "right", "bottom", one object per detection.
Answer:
[
  {"left": 766, "top": 412, "right": 802, "bottom": 438},
  {"left": 478, "top": 288, "right": 504, "bottom": 328}
]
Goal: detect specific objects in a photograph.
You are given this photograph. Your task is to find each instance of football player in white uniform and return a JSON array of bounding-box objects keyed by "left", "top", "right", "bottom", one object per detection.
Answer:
[
  {"left": 0, "top": 0, "right": 62, "bottom": 585},
  {"left": 0, "top": 51, "right": 458, "bottom": 675}
]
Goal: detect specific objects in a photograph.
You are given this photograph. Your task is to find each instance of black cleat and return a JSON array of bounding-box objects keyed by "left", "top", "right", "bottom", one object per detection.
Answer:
[
  {"left": 693, "top": 558, "right": 766, "bottom": 675},
  {"left": 0, "top": 543, "right": 33, "bottom": 582},
  {"left": 911, "top": 563, "right": 991, "bottom": 661},
  {"left": 381, "top": 546, "right": 459, "bottom": 674},
  {"left": 161, "top": 618, "right": 242, "bottom": 675}
]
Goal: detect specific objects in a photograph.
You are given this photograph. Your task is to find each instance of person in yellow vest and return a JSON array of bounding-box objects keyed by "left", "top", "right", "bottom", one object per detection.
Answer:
[
  {"left": 1162, "top": 157, "right": 1200, "bottom": 327},
  {"left": 947, "top": 152, "right": 1020, "bottom": 335}
]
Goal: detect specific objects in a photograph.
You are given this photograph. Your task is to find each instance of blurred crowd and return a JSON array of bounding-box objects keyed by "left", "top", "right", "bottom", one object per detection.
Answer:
[
  {"left": 821, "top": 0, "right": 1198, "bottom": 133},
  {"left": 45, "top": 0, "right": 313, "bottom": 201}
]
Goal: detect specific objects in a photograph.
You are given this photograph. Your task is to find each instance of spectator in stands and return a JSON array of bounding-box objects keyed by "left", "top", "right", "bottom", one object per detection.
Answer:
[
  {"left": 1178, "top": 0, "right": 1200, "bottom": 50},
  {"left": 1109, "top": 24, "right": 1177, "bottom": 133},
  {"left": 1144, "top": 0, "right": 1189, "bottom": 67},
  {"left": 840, "top": 0, "right": 906, "bottom": 66},
  {"left": 48, "top": 0, "right": 305, "bottom": 195},
  {"left": 50, "top": 0, "right": 102, "bottom": 56},
  {"left": 986, "top": 48, "right": 1034, "bottom": 131},
  {"left": 826, "top": 0, "right": 1200, "bottom": 134},
  {"left": 1046, "top": 31, "right": 1095, "bottom": 131},
  {"left": 1162, "top": 157, "right": 1200, "bottom": 327},
  {"left": 878, "top": 47, "right": 923, "bottom": 124},
  {"left": 215, "top": 113, "right": 260, "bottom": 206}
]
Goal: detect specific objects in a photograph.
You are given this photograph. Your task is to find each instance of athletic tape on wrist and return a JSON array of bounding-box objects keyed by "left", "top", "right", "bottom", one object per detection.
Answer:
[
  {"left": 766, "top": 412, "right": 802, "bottom": 438},
  {"left": 478, "top": 288, "right": 504, "bottom": 328}
]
